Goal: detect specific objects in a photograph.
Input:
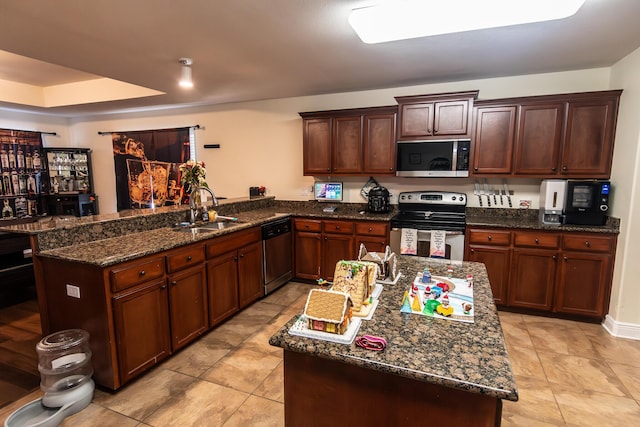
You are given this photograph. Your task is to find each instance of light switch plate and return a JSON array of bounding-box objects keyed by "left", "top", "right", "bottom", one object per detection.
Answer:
[{"left": 66, "top": 284, "right": 81, "bottom": 298}]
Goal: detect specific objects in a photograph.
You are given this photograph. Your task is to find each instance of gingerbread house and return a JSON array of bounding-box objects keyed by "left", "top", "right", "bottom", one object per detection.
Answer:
[
  {"left": 303, "top": 289, "right": 353, "bottom": 335},
  {"left": 331, "top": 261, "right": 370, "bottom": 311}
]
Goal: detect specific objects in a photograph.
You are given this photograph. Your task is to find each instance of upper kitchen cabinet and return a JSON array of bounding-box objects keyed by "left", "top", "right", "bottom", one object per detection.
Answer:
[
  {"left": 395, "top": 91, "right": 479, "bottom": 141},
  {"left": 471, "top": 90, "right": 622, "bottom": 178},
  {"left": 300, "top": 106, "right": 397, "bottom": 176}
]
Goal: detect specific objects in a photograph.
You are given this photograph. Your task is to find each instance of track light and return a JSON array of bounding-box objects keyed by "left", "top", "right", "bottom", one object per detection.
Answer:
[{"left": 178, "top": 58, "right": 193, "bottom": 88}]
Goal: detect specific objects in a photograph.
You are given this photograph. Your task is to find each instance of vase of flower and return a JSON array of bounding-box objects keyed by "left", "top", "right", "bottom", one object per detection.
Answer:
[{"left": 179, "top": 159, "right": 208, "bottom": 205}]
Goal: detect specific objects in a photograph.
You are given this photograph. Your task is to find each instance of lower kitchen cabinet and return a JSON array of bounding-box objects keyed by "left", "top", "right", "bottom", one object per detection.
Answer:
[
  {"left": 207, "top": 251, "right": 240, "bottom": 326},
  {"left": 112, "top": 278, "right": 172, "bottom": 385},
  {"left": 167, "top": 264, "right": 209, "bottom": 351},
  {"left": 36, "top": 226, "right": 264, "bottom": 390},
  {"left": 293, "top": 218, "right": 389, "bottom": 281},
  {"left": 465, "top": 227, "right": 616, "bottom": 320}
]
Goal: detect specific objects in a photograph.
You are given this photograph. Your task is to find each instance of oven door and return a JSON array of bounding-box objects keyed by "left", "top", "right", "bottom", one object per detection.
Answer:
[{"left": 390, "top": 228, "right": 465, "bottom": 261}]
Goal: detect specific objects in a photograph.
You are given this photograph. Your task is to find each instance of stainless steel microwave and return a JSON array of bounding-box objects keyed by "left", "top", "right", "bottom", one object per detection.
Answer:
[{"left": 396, "top": 140, "right": 470, "bottom": 177}]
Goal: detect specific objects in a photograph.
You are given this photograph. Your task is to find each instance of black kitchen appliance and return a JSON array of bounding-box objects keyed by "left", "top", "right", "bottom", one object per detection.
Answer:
[
  {"left": 262, "top": 218, "right": 292, "bottom": 295},
  {"left": 367, "top": 184, "right": 391, "bottom": 213},
  {"left": 564, "top": 180, "right": 611, "bottom": 226},
  {"left": 396, "top": 140, "right": 470, "bottom": 177}
]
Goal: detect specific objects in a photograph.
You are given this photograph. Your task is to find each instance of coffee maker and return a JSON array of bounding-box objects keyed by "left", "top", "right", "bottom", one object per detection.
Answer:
[{"left": 539, "top": 179, "right": 567, "bottom": 225}]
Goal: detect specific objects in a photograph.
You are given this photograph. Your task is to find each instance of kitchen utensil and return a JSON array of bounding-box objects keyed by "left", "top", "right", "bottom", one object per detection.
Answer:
[
  {"left": 492, "top": 185, "right": 497, "bottom": 205},
  {"left": 484, "top": 179, "right": 491, "bottom": 207},
  {"left": 504, "top": 181, "right": 512, "bottom": 207},
  {"left": 474, "top": 181, "right": 482, "bottom": 206},
  {"left": 215, "top": 214, "right": 238, "bottom": 221}
]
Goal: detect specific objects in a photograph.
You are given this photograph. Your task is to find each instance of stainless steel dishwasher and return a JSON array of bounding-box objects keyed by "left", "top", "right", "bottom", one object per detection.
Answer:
[{"left": 262, "top": 218, "right": 292, "bottom": 295}]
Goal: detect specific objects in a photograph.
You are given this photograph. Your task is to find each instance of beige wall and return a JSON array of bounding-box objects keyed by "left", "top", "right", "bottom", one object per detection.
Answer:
[{"left": 609, "top": 46, "right": 640, "bottom": 325}]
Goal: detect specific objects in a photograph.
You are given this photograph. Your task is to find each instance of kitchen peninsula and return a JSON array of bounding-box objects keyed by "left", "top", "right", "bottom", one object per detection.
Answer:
[{"left": 269, "top": 257, "right": 518, "bottom": 427}]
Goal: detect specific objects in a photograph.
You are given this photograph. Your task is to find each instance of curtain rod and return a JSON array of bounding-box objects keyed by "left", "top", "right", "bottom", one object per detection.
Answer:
[
  {"left": 0, "top": 128, "right": 57, "bottom": 136},
  {"left": 97, "top": 125, "right": 201, "bottom": 135}
]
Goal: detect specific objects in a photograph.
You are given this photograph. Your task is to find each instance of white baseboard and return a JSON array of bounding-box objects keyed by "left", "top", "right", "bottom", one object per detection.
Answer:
[{"left": 602, "top": 315, "right": 640, "bottom": 340}]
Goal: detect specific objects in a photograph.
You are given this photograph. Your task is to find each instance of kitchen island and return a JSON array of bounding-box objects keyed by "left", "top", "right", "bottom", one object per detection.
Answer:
[{"left": 269, "top": 256, "right": 518, "bottom": 426}]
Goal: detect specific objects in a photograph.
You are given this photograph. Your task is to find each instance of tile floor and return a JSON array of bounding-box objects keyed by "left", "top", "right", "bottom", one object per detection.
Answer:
[{"left": 1, "top": 281, "right": 640, "bottom": 426}]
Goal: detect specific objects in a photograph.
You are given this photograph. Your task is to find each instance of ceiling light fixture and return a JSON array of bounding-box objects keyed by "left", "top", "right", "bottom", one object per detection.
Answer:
[
  {"left": 178, "top": 57, "right": 193, "bottom": 88},
  {"left": 349, "top": 0, "right": 587, "bottom": 44}
]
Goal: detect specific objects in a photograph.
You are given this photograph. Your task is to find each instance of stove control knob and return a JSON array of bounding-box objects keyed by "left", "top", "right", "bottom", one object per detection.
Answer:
[
  {"left": 452, "top": 196, "right": 457, "bottom": 201},
  {"left": 459, "top": 196, "right": 464, "bottom": 203}
]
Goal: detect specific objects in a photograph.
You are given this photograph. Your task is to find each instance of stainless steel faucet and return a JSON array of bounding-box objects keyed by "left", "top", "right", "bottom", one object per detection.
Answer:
[{"left": 189, "top": 186, "right": 219, "bottom": 224}]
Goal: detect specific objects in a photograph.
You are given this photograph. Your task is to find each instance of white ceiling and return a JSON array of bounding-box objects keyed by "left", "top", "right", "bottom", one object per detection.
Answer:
[{"left": 1, "top": 0, "right": 639, "bottom": 118}]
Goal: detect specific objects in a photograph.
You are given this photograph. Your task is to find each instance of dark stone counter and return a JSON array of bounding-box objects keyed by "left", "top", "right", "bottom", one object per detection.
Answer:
[{"left": 269, "top": 256, "right": 519, "bottom": 402}]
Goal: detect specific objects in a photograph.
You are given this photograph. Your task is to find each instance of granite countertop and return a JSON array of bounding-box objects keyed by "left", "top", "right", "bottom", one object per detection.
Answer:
[{"left": 269, "top": 256, "right": 519, "bottom": 402}]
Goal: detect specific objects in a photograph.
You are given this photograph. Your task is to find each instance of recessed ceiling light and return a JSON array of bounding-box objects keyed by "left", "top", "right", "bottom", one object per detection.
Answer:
[
  {"left": 349, "top": 0, "right": 587, "bottom": 44},
  {"left": 178, "top": 58, "right": 193, "bottom": 88}
]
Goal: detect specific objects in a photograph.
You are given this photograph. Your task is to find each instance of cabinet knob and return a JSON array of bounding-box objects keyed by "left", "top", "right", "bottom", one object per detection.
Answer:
[
  {"left": 161, "top": 285, "right": 166, "bottom": 289},
  {"left": 474, "top": 167, "right": 478, "bottom": 172},
  {"left": 234, "top": 256, "right": 238, "bottom": 261},
  {"left": 564, "top": 256, "right": 569, "bottom": 261},
  {"left": 585, "top": 241, "right": 591, "bottom": 248},
  {"left": 171, "top": 281, "right": 177, "bottom": 286},
  {"left": 552, "top": 255, "right": 557, "bottom": 260},
  {"left": 327, "top": 168, "right": 331, "bottom": 172},
  {"left": 187, "top": 255, "right": 192, "bottom": 261},
  {"left": 535, "top": 238, "right": 539, "bottom": 244},
  {"left": 487, "top": 235, "right": 492, "bottom": 241},
  {"left": 139, "top": 270, "right": 146, "bottom": 276},
  {"left": 389, "top": 167, "right": 393, "bottom": 171},
  {"left": 335, "top": 226, "right": 340, "bottom": 230},
  {"left": 562, "top": 166, "right": 568, "bottom": 171},
  {"left": 240, "top": 253, "right": 244, "bottom": 258},
  {"left": 551, "top": 167, "right": 557, "bottom": 172},
  {"left": 470, "top": 249, "right": 475, "bottom": 253},
  {"left": 368, "top": 227, "right": 373, "bottom": 232},
  {"left": 324, "top": 237, "right": 328, "bottom": 240}
]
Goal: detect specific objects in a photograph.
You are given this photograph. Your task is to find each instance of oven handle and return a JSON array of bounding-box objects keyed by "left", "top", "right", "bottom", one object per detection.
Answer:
[{"left": 391, "top": 228, "right": 464, "bottom": 236}]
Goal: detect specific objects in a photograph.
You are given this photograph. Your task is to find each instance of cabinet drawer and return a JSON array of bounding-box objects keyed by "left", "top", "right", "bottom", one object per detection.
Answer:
[
  {"left": 206, "top": 227, "right": 261, "bottom": 259},
  {"left": 563, "top": 234, "right": 614, "bottom": 253},
  {"left": 468, "top": 229, "right": 511, "bottom": 246},
  {"left": 294, "top": 219, "right": 322, "bottom": 232},
  {"left": 355, "top": 222, "right": 389, "bottom": 237},
  {"left": 514, "top": 231, "right": 560, "bottom": 249},
  {"left": 110, "top": 256, "right": 165, "bottom": 292},
  {"left": 166, "top": 245, "right": 205, "bottom": 273},
  {"left": 323, "top": 220, "right": 354, "bottom": 235}
]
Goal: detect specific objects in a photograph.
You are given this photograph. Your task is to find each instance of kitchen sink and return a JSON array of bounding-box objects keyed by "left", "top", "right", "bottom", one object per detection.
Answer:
[{"left": 173, "top": 220, "right": 242, "bottom": 234}]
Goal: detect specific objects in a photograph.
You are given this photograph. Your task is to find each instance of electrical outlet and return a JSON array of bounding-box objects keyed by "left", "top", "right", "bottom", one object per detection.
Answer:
[{"left": 66, "top": 284, "right": 81, "bottom": 298}]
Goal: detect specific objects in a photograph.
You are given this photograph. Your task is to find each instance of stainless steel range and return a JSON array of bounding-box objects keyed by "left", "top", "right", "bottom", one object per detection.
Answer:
[{"left": 389, "top": 191, "right": 467, "bottom": 261}]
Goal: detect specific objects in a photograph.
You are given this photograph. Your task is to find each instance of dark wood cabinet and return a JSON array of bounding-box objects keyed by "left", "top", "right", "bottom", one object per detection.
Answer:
[
  {"left": 113, "top": 278, "right": 171, "bottom": 385},
  {"left": 555, "top": 234, "right": 614, "bottom": 317},
  {"left": 167, "top": 264, "right": 208, "bottom": 350},
  {"left": 294, "top": 219, "right": 388, "bottom": 281},
  {"left": 466, "top": 228, "right": 511, "bottom": 304},
  {"left": 465, "top": 227, "right": 616, "bottom": 320},
  {"left": 472, "top": 90, "right": 621, "bottom": 178},
  {"left": 472, "top": 106, "right": 516, "bottom": 174},
  {"left": 395, "top": 91, "right": 478, "bottom": 141},
  {"left": 207, "top": 251, "right": 240, "bottom": 326},
  {"left": 206, "top": 227, "right": 263, "bottom": 315},
  {"left": 332, "top": 116, "right": 363, "bottom": 174},
  {"left": 237, "top": 241, "right": 264, "bottom": 308},
  {"left": 561, "top": 95, "right": 619, "bottom": 177},
  {"left": 302, "top": 118, "right": 332, "bottom": 175},
  {"left": 301, "top": 106, "right": 397, "bottom": 176},
  {"left": 514, "top": 103, "right": 564, "bottom": 175}
]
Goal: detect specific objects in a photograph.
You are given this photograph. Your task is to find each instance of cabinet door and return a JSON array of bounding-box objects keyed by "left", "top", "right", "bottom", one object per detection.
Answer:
[
  {"left": 322, "top": 234, "right": 354, "bottom": 280},
  {"left": 472, "top": 106, "right": 516, "bottom": 175},
  {"left": 555, "top": 252, "right": 611, "bottom": 318},
  {"left": 398, "top": 103, "right": 434, "bottom": 138},
  {"left": 237, "top": 241, "right": 264, "bottom": 308},
  {"left": 168, "top": 264, "right": 208, "bottom": 351},
  {"left": 434, "top": 100, "right": 470, "bottom": 136},
  {"left": 113, "top": 279, "right": 171, "bottom": 384},
  {"left": 467, "top": 245, "right": 511, "bottom": 305},
  {"left": 513, "top": 103, "right": 564, "bottom": 175},
  {"left": 294, "top": 231, "right": 322, "bottom": 280},
  {"left": 303, "top": 118, "right": 332, "bottom": 175},
  {"left": 509, "top": 249, "right": 557, "bottom": 310},
  {"left": 207, "top": 252, "right": 240, "bottom": 326},
  {"left": 363, "top": 112, "right": 396, "bottom": 174},
  {"left": 561, "top": 97, "right": 618, "bottom": 177},
  {"left": 332, "top": 116, "right": 363, "bottom": 174}
]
